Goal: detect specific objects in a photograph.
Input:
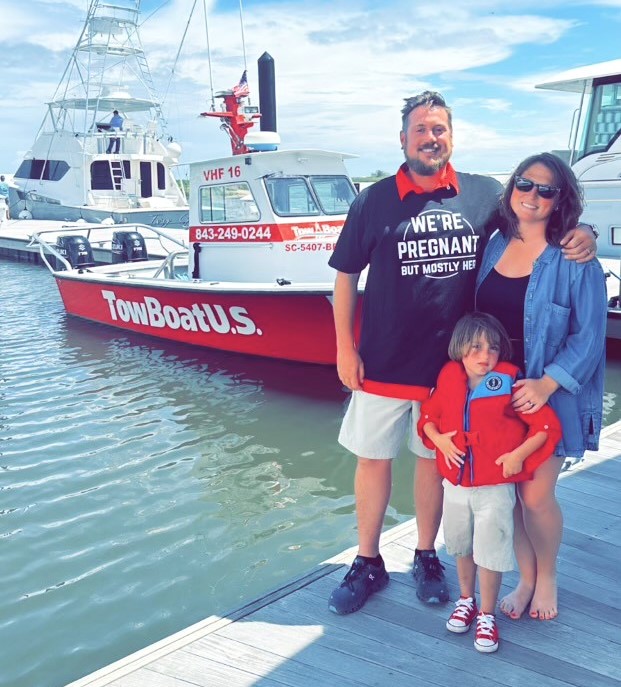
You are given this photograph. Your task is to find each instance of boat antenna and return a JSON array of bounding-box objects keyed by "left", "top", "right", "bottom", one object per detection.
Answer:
[
  {"left": 239, "top": 0, "right": 248, "bottom": 75},
  {"left": 139, "top": 0, "right": 171, "bottom": 26},
  {"left": 203, "top": 0, "right": 216, "bottom": 111},
  {"left": 162, "top": 0, "right": 199, "bottom": 105}
]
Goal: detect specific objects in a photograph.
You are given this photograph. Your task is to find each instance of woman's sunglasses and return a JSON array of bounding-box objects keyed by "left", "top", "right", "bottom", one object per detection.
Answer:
[{"left": 514, "top": 176, "right": 561, "bottom": 199}]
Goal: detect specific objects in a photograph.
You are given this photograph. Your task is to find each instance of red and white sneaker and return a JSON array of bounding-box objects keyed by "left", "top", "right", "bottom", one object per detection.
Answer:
[
  {"left": 474, "top": 612, "right": 499, "bottom": 653},
  {"left": 446, "top": 596, "right": 478, "bottom": 633}
]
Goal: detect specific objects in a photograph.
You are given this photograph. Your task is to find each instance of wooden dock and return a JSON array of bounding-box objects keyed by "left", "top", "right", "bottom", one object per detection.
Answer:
[{"left": 68, "top": 422, "right": 621, "bottom": 687}]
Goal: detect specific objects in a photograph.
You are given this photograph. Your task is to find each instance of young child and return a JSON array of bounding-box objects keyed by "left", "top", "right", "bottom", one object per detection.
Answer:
[{"left": 418, "top": 312, "right": 561, "bottom": 653}]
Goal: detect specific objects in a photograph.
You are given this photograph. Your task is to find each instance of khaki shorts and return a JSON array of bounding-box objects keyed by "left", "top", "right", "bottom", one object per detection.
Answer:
[
  {"left": 338, "top": 390, "right": 436, "bottom": 460},
  {"left": 442, "top": 479, "right": 516, "bottom": 572}
]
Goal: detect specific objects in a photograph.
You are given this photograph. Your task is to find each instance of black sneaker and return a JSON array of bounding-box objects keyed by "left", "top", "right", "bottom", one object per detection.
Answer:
[
  {"left": 328, "top": 556, "right": 389, "bottom": 615},
  {"left": 412, "top": 550, "right": 449, "bottom": 603}
]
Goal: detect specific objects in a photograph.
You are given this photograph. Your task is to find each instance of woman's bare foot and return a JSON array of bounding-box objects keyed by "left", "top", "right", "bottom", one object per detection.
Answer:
[
  {"left": 499, "top": 582, "right": 533, "bottom": 620},
  {"left": 529, "top": 575, "right": 558, "bottom": 620}
]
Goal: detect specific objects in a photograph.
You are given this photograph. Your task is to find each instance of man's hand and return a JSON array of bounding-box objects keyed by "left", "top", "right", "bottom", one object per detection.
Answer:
[
  {"left": 561, "top": 225, "right": 597, "bottom": 263},
  {"left": 337, "top": 346, "right": 364, "bottom": 390}
]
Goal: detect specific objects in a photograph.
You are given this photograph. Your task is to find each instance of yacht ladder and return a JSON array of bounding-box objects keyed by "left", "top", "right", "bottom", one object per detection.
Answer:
[
  {"left": 110, "top": 160, "right": 125, "bottom": 191},
  {"left": 135, "top": 50, "right": 168, "bottom": 134}
]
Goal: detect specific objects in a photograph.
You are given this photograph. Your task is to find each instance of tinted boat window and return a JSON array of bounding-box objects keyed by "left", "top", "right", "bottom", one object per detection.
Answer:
[
  {"left": 309, "top": 175, "right": 356, "bottom": 214},
  {"left": 14, "top": 159, "right": 70, "bottom": 181},
  {"left": 265, "top": 177, "right": 319, "bottom": 216},
  {"left": 577, "top": 80, "right": 621, "bottom": 161},
  {"left": 91, "top": 161, "right": 113, "bottom": 190}
]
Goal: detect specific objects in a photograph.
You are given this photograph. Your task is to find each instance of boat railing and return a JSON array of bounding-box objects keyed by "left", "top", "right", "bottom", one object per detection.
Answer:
[
  {"left": 29, "top": 223, "right": 188, "bottom": 274},
  {"left": 152, "top": 250, "right": 191, "bottom": 280},
  {"left": 77, "top": 128, "right": 161, "bottom": 156}
]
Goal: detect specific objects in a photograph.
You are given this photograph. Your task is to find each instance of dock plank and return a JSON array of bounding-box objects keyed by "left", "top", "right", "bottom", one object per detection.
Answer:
[
  {"left": 66, "top": 425, "right": 621, "bottom": 687},
  {"left": 249, "top": 586, "right": 575, "bottom": 687}
]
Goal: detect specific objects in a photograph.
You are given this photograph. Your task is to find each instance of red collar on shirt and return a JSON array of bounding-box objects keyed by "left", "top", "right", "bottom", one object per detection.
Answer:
[{"left": 396, "top": 162, "right": 460, "bottom": 199}]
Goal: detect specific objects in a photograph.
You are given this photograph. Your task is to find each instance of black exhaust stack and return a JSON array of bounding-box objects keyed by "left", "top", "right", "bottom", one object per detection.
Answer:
[{"left": 258, "top": 52, "right": 277, "bottom": 133}]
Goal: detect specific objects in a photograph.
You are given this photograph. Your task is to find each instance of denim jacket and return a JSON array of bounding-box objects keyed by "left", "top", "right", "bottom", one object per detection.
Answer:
[{"left": 475, "top": 231, "right": 607, "bottom": 457}]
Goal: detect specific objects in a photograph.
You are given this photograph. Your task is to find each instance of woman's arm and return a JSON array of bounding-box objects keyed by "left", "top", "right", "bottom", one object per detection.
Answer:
[
  {"left": 516, "top": 261, "right": 607, "bottom": 411},
  {"left": 544, "top": 261, "right": 607, "bottom": 392}
]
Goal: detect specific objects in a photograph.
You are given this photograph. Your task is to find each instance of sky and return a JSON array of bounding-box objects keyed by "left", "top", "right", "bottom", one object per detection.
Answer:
[{"left": 1, "top": 0, "right": 621, "bottom": 179}]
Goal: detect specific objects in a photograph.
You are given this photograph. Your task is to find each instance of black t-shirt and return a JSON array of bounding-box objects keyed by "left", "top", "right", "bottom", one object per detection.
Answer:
[{"left": 329, "top": 172, "right": 502, "bottom": 387}]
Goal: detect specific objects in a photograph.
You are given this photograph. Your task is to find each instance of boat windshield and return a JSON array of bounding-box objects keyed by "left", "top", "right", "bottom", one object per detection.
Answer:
[
  {"left": 199, "top": 182, "right": 260, "bottom": 223},
  {"left": 265, "top": 175, "right": 355, "bottom": 217},
  {"left": 576, "top": 79, "right": 621, "bottom": 161}
]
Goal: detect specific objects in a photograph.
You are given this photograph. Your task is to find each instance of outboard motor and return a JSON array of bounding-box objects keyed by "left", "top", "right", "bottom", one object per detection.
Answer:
[
  {"left": 111, "top": 231, "right": 148, "bottom": 263},
  {"left": 54, "top": 235, "right": 95, "bottom": 271}
]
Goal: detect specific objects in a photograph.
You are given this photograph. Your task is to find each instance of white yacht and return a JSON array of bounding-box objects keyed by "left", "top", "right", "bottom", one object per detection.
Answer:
[
  {"left": 536, "top": 59, "right": 621, "bottom": 259},
  {"left": 8, "top": 0, "right": 189, "bottom": 228}
]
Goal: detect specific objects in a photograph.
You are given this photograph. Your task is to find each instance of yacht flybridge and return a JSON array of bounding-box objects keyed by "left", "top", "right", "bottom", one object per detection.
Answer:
[{"left": 9, "top": 0, "right": 189, "bottom": 228}]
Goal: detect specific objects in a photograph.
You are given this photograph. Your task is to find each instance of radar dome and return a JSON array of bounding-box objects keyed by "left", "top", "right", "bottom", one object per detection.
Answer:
[{"left": 166, "top": 142, "right": 182, "bottom": 161}]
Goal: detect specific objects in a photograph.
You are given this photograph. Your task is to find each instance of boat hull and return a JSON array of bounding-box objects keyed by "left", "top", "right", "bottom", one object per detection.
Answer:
[
  {"left": 54, "top": 274, "right": 344, "bottom": 364},
  {"left": 12, "top": 193, "right": 189, "bottom": 230}
]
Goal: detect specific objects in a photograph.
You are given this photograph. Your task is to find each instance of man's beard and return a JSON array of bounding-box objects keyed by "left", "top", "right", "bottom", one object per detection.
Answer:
[{"left": 405, "top": 150, "right": 451, "bottom": 176}]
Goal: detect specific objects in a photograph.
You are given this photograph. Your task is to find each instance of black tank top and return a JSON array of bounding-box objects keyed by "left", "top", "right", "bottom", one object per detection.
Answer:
[{"left": 477, "top": 268, "right": 530, "bottom": 370}]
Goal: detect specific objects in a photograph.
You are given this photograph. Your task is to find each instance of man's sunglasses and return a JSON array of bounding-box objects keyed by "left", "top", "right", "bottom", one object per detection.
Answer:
[{"left": 514, "top": 176, "right": 561, "bottom": 199}]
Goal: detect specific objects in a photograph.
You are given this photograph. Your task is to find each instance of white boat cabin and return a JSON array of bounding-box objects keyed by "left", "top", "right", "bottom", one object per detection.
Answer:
[
  {"left": 537, "top": 59, "right": 621, "bottom": 258},
  {"left": 187, "top": 149, "right": 357, "bottom": 283}
]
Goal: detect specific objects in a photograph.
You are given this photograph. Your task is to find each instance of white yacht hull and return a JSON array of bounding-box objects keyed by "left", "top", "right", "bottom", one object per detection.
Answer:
[{"left": 13, "top": 193, "right": 189, "bottom": 229}]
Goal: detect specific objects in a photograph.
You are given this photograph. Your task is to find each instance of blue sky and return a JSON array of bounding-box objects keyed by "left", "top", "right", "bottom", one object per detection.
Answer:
[{"left": 1, "top": 0, "right": 621, "bottom": 178}]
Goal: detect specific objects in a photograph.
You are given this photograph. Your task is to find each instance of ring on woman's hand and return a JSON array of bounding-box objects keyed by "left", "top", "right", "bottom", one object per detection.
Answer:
[{"left": 529, "top": 401, "right": 535, "bottom": 407}]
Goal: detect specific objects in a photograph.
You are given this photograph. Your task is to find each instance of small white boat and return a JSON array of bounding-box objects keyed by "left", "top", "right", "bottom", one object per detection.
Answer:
[
  {"left": 8, "top": 0, "right": 189, "bottom": 228},
  {"left": 33, "top": 60, "right": 359, "bottom": 365}
]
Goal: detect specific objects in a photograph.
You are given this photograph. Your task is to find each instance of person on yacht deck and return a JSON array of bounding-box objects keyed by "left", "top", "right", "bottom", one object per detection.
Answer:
[{"left": 106, "top": 110, "right": 124, "bottom": 154}]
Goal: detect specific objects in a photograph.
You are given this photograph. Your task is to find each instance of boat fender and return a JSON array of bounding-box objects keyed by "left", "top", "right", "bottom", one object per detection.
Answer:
[
  {"left": 276, "top": 278, "right": 291, "bottom": 285},
  {"left": 192, "top": 243, "right": 201, "bottom": 279},
  {"left": 54, "top": 235, "right": 95, "bottom": 271},
  {"left": 111, "top": 231, "right": 148, "bottom": 263}
]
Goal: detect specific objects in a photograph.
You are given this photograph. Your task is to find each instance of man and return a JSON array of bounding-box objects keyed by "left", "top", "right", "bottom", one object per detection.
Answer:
[
  {"left": 106, "top": 110, "right": 123, "bottom": 154},
  {"left": 327, "top": 91, "right": 595, "bottom": 615}
]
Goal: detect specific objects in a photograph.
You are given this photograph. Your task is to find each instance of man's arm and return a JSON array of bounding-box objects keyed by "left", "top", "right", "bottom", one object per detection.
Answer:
[
  {"left": 333, "top": 271, "right": 363, "bottom": 389},
  {"left": 560, "top": 223, "right": 597, "bottom": 263}
]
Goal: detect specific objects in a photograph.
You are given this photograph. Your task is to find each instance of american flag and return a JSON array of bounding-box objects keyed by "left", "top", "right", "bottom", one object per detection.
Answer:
[{"left": 232, "top": 70, "right": 249, "bottom": 98}]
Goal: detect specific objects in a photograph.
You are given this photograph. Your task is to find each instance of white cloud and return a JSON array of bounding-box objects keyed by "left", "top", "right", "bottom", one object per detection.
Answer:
[{"left": 0, "top": 0, "right": 617, "bottom": 177}]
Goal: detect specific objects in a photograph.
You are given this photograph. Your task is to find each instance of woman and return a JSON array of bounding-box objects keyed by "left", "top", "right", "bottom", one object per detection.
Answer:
[{"left": 475, "top": 152, "right": 607, "bottom": 620}]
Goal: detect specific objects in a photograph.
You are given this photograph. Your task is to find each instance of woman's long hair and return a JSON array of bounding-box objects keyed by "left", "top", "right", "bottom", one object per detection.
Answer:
[{"left": 499, "top": 152, "right": 584, "bottom": 245}]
